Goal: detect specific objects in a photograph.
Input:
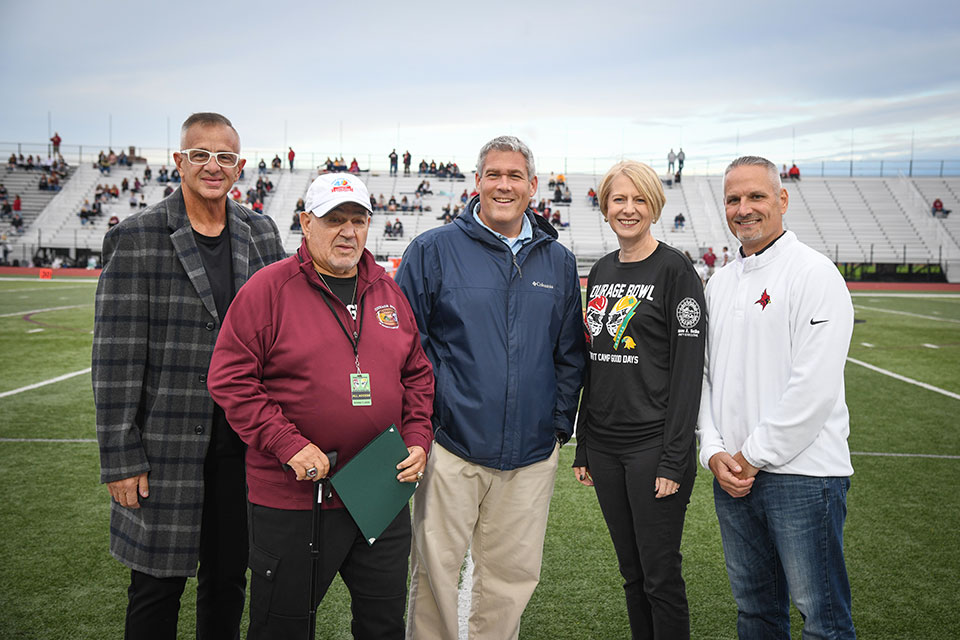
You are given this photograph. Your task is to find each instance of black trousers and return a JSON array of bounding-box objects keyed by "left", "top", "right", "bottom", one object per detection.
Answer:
[
  {"left": 124, "top": 453, "right": 249, "bottom": 640},
  {"left": 586, "top": 444, "right": 696, "bottom": 640},
  {"left": 246, "top": 503, "right": 410, "bottom": 640}
]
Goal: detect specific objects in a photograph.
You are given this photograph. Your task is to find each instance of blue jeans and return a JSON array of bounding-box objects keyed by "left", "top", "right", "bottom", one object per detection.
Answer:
[{"left": 714, "top": 473, "right": 855, "bottom": 640}]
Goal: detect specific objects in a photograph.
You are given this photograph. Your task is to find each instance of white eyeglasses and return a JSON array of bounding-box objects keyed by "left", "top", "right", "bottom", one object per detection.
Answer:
[{"left": 179, "top": 148, "right": 241, "bottom": 168}]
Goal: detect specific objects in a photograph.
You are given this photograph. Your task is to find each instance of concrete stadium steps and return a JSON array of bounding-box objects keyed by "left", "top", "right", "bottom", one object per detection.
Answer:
[
  {"left": 2, "top": 166, "right": 74, "bottom": 240},
  {"left": 21, "top": 170, "right": 960, "bottom": 278}
]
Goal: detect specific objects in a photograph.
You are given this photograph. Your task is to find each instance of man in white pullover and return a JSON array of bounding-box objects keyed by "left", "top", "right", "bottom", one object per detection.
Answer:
[{"left": 698, "top": 156, "right": 856, "bottom": 639}]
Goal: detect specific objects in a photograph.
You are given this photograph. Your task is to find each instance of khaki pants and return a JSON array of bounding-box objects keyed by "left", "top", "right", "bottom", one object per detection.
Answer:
[{"left": 407, "top": 442, "right": 560, "bottom": 640}]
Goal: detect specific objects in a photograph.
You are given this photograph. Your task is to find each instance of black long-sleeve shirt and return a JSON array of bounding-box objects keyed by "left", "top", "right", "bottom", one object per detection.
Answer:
[{"left": 574, "top": 243, "right": 706, "bottom": 483}]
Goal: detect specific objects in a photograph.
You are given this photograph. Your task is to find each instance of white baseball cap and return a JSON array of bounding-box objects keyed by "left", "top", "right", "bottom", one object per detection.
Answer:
[{"left": 303, "top": 173, "right": 372, "bottom": 218}]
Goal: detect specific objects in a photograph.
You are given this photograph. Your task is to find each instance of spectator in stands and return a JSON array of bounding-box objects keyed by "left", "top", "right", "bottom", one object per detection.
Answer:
[
  {"left": 418, "top": 159, "right": 428, "bottom": 175},
  {"left": 288, "top": 147, "right": 295, "bottom": 172},
  {"left": 129, "top": 193, "right": 138, "bottom": 208},
  {"left": 258, "top": 159, "right": 267, "bottom": 175},
  {"left": 12, "top": 194, "right": 21, "bottom": 216},
  {"left": 556, "top": 172, "right": 566, "bottom": 185},
  {"left": 110, "top": 184, "right": 119, "bottom": 199},
  {"left": 120, "top": 177, "right": 128, "bottom": 193},
  {"left": 79, "top": 200, "right": 94, "bottom": 225},
  {"left": 290, "top": 211, "right": 301, "bottom": 231},
  {"left": 171, "top": 168, "right": 180, "bottom": 183},
  {"left": 389, "top": 149, "right": 399, "bottom": 175},
  {"left": 400, "top": 195, "right": 410, "bottom": 212},
  {"left": 561, "top": 185, "right": 572, "bottom": 203},
  {"left": 99, "top": 152, "right": 111, "bottom": 175},
  {"left": 378, "top": 194, "right": 386, "bottom": 211},
  {"left": 674, "top": 212, "right": 685, "bottom": 230},
  {"left": 412, "top": 193, "right": 423, "bottom": 213},
  {"left": 144, "top": 165, "right": 152, "bottom": 182},
  {"left": 157, "top": 166, "right": 169, "bottom": 183},
  {"left": 393, "top": 217, "right": 404, "bottom": 238},
  {"left": 39, "top": 174, "right": 49, "bottom": 190},
  {"left": 118, "top": 150, "right": 129, "bottom": 167},
  {"left": 272, "top": 154, "right": 282, "bottom": 170},
  {"left": 229, "top": 186, "right": 242, "bottom": 201},
  {"left": 674, "top": 170, "right": 682, "bottom": 185},
  {"left": 721, "top": 246, "right": 731, "bottom": 266},
  {"left": 677, "top": 148, "right": 685, "bottom": 171},
  {"left": 7, "top": 154, "right": 15, "bottom": 170},
  {"left": 668, "top": 149, "right": 677, "bottom": 173},
  {"left": 50, "top": 132, "right": 62, "bottom": 155},
  {"left": 384, "top": 218, "right": 395, "bottom": 238},
  {"left": 587, "top": 187, "right": 597, "bottom": 207},
  {"left": 11, "top": 212, "right": 24, "bottom": 234},
  {"left": 348, "top": 158, "right": 360, "bottom": 173},
  {"left": 703, "top": 247, "right": 717, "bottom": 278},
  {"left": 1, "top": 200, "right": 11, "bottom": 221},
  {"left": 429, "top": 160, "right": 437, "bottom": 174},
  {"left": 554, "top": 184, "right": 563, "bottom": 203},
  {"left": 788, "top": 163, "right": 800, "bottom": 181},
  {"left": 108, "top": 214, "right": 120, "bottom": 229},
  {"left": 548, "top": 172, "right": 557, "bottom": 189},
  {"left": 139, "top": 194, "right": 147, "bottom": 209},
  {"left": 132, "top": 177, "right": 142, "bottom": 193},
  {"left": 780, "top": 164, "right": 789, "bottom": 180},
  {"left": 932, "top": 198, "right": 951, "bottom": 218},
  {"left": 163, "top": 185, "right": 174, "bottom": 198},
  {"left": 460, "top": 189, "right": 469, "bottom": 204},
  {"left": 387, "top": 195, "right": 398, "bottom": 212},
  {"left": 108, "top": 150, "right": 118, "bottom": 166},
  {"left": 0, "top": 184, "right": 7, "bottom": 201},
  {"left": 403, "top": 150, "right": 412, "bottom": 175}
]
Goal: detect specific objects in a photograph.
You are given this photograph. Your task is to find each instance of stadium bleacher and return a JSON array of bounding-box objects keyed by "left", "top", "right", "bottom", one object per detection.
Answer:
[{"left": 8, "top": 164, "right": 960, "bottom": 281}]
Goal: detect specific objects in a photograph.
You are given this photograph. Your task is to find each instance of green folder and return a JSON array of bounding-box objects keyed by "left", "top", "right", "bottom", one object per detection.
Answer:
[{"left": 330, "top": 424, "right": 417, "bottom": 545}]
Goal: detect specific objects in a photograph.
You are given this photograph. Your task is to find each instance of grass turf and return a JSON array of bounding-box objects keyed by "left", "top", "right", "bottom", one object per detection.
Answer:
[{"left": 0, "top": 278, "right": 957, "bottom": 639}]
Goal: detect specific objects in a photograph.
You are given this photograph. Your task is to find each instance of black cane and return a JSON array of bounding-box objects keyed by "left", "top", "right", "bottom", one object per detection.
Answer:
[{"left": 308, "top": 450, "right": 337, "bottom": 640}]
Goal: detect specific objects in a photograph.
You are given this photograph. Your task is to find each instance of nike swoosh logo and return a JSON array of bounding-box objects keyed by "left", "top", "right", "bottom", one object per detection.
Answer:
[{"left": 810, "top": 319, "right": 829, "bottom": 325}]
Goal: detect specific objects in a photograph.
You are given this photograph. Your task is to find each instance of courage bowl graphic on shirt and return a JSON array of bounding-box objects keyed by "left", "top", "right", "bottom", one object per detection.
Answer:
[{"left": 607, "top": 296, "right": 640, "bottom": 349}]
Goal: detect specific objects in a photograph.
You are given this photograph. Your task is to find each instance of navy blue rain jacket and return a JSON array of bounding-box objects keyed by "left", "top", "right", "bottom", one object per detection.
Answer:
[{"left": 395, "top": 198, "right": 585, "bottom": 470}]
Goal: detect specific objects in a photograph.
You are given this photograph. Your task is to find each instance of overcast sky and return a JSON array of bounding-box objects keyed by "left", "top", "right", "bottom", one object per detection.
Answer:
[{"left": 1, "top": 0, "right": 958, "bottom": 173}]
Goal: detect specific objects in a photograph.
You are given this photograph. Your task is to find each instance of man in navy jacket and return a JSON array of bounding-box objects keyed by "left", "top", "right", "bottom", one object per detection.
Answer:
[{"left": 396, "top": 136, "right": 585, "bottom": 640}]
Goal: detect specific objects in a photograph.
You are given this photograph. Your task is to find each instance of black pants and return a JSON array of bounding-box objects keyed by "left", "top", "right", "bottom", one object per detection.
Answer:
[
  {"left": 124, "top": 453, "right": 249, "bottom": 640},
  {"left": 586, "top": 444, "right": 696, "bottom": 640},
  {"left": 247, "top": 503, "right": 410, "bottom": 640}
]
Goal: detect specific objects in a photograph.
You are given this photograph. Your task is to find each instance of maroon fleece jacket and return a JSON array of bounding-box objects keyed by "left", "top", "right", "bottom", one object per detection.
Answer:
[{"left": 208, "top": 241, "right": 434, "bottom": 510}]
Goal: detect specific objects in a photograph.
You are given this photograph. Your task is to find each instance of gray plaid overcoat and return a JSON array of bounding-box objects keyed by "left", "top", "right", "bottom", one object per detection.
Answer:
[{"left": 92, "top": 188, "right": 285, "bottom": 577}]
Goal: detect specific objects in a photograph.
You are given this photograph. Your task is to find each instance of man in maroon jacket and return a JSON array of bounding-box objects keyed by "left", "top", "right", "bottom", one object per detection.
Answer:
[{"left": 208, "top": 172, "right": 434, "bottom": 640}]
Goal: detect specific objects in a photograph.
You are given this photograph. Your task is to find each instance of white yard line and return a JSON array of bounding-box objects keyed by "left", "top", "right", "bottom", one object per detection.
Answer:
[
  {"left": 851, "top": 451, "right": 960, "bottom": 460},
  {"left": 0, "top": 367, "right": 91, "bottom": 399},
  {"left": 0, "top": 284, "right": 97, "bottom": 293},
  {"left": 458, "top": 551, "right": 475, "bottom": 639},
  {"left": 846, "top": 357, "right": 960, "bottom": 401},
  {"left": 0, "top": 438, "right": 96, "bottom": 443},
  {"left": 0, "top": 304, "right": 92, "bottom": 318},
  {"left": 853, "top": 304, "right": 960, "bottom": 324},
  {"left": 0, "top": 277, "right": 99, "bottom": 283},
  {"left": 850, "top": 293, "right": 960, "bottom": 299}
]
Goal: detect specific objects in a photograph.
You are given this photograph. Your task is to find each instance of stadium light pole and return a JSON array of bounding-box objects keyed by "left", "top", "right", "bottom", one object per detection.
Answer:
[
  {"left": 109, "top": 114, "right": 113, "bottom": 151},
  {"left": 909, "top": 129, "right": 915, "bottom": 177}
]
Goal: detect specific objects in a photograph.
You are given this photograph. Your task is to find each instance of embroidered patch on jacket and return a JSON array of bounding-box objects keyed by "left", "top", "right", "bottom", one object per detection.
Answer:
[
  {"left": 755, "top": 289, "right": 771, "bottom": 310},
  {"left": 375, "top": 305, "right": 399, "bottom": 329}
]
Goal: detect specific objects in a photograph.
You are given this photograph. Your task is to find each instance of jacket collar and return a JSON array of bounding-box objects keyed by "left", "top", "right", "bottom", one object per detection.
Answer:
[
  {"left": 737, "top": 230, "right": 797, "bottom": 272},
  {"left": 455, "top": 195, "right": 557, "bottom": 250},
  {"left": 165, "top": 188, "right": 256, "bottom": 322},
  {"left": 296, "top": 239, "right": 384, "bottom": 299}
]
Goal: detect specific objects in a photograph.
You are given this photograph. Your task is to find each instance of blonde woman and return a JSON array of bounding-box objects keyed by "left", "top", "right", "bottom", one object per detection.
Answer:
[{"left": 573, "top": 160, "right": 706, "bottom": 639}]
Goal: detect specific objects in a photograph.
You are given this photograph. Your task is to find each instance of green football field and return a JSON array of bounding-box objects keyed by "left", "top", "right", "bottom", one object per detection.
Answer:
[{"left": 0, "top": 276, "right": 957, "bottom": 639}]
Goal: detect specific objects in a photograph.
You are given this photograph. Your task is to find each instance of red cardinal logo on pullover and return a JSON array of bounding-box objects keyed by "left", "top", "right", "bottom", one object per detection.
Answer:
[{"left": 755, "top": 289, "right": 772, "bottom": 310}]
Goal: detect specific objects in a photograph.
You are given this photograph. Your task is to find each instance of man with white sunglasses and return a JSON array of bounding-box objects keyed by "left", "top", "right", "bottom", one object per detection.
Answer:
[{"left": 94, "top": 112, "right": 285, "bottom": 639}]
